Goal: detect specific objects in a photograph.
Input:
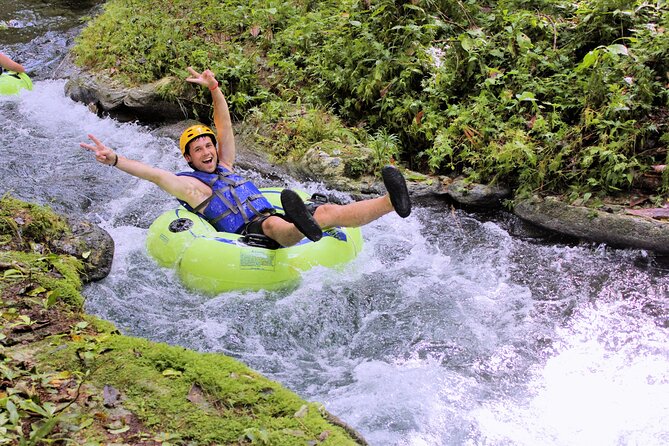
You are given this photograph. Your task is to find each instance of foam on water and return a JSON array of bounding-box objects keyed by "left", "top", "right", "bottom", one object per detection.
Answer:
[
  {"left": 472, "top": 297, "right": 669, "bottom": 446},
  {"left": 3, "top": 80, "right": 669, "bottom": 445}
]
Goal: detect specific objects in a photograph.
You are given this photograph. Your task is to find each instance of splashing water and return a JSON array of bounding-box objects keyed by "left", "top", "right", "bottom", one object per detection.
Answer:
[{"left": 2, "top": 81, "right": 669, "bottom": 445}]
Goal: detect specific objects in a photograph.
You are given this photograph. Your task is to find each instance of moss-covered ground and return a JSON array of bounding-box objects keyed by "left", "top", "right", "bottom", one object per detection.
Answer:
[{"left": 0, "top": 195, "right": 364, "bottom": 445}]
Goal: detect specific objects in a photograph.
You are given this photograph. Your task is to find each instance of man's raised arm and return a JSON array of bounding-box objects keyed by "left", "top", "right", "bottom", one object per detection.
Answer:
[{"left": 185, "top": 67, "right": 236, "bottom": 168}]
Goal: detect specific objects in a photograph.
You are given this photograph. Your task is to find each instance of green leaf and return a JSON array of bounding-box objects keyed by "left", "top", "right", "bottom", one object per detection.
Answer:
[
  {"left": 75, "top": 321, "right": 90, "bottom": 330},
  {"left": 516, "top": 91, "right": 536, "bottom": 102},
  {"left": 403, "top": 4, "right": 425, "bottom": 13},
  {"left": 28, "top": 417, "right": 59, "bottom": 443},
  {"left": 108, "top": 425, "right": 130, "bottom": 434},
  {"left": 607, "top": 44, "right": 628, "bottom": 56},
  {"left": 6, "top": 400, "right": 19, "bottom": 424},
  {"left": 460, "top": 37, "right": 474, "bottom": 52},
  {"left": 3, "top": 269, "right": 24, "bottom": 279},
  {"left": 244, "top": 427, "right": 269, "bottom": 443},
  {"left": 27, "top": 286, "right": 47, "bottom": 296},
  {"left": 370, "top": 4, "right": 387, "bottom": 17},
  {"left": 78, "top": 417, "right": 94, "bottom": 429},
  {"left": 516, "top": 33, "right": 532, "bottom": 49},
  {"left": 577, "top": 50, "right": 599, "bottom": 71},
  {"left": 18, "top": 398, "right": 50, "bottom": 417},
  {"left": 44, "top": 291, "right": 57, "bottom": 309}
]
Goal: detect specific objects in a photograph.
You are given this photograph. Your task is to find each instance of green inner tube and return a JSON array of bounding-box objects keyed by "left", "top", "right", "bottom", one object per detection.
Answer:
[
  {"left": 0, "top": 71, "right": 33, "bottom": 95},
  {"left": 146, "top": 188, "right": 364, "bottom": 294}
]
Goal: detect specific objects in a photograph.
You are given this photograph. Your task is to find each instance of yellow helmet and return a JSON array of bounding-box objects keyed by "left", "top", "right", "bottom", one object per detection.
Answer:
[{"left": 179, "top": 124, "right": 216, "bottom": 156}]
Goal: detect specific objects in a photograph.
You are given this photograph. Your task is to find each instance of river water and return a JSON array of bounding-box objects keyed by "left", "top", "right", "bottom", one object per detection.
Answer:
[{"left": 2, "top": 4, "right": 669, "bottom": 446}]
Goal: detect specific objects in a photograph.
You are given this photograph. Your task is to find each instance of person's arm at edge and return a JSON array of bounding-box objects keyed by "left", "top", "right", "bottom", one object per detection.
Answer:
[
  {"left": 0, "top": 52, "right": 25, "bottom": 73},
  {"left": 80, "top": 134, "right": 200, "bottom": 204}
]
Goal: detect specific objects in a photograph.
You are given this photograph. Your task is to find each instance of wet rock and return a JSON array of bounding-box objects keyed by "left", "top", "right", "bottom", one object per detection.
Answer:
[
  {"left": 63, "top": 70, "right": 101, "bottom": 107},
  {"left": 445, "top": 178, "right": 511, "bottom": 207},
  {"left": 123, "top": 78, "right": 182, "bottom": 118},
  {"left": 150, "top": 119, "right": 201, "bottom": 140},
  {"left": 64, "top": 71, "right": 190, "bottom": 122},
  {"left": 514, "top": 196, "right": 669, "bottom": 254},
  {"left": 51, "top": 215, "right": 114, "bottom": 282}
]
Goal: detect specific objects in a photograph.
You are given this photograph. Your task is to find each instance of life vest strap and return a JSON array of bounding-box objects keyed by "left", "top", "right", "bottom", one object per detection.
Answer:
[
  {"left": 213, "top": 188, "right": 239, "bottom": 214},
  {"left": 209, "top": 209, "right": 233, "bottom": 225},
  {"left": 229, "top": 188, "right": 248, "bottom": 223},
  {"left": 192, "top": 195, "right": 214, "bottom": 214},
  {"left": 216, "top": 171, "right": 250, "bottom": 188}
]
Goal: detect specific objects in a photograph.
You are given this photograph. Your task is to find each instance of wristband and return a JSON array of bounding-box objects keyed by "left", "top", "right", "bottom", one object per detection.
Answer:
[
  {"left": 112, "top": 153, "right": 119, "bottom": 167},
  {"left": 208, "top": 82, "right": 219, "bottom": 92}
]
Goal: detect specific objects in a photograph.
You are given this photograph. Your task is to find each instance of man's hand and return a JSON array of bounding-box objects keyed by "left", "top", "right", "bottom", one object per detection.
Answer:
[
  {"left": 185, "top": 67, "right": 218, "bottom": 91},
  {"left": 80, "top": 134, "right": 118, "bottom": 166}
]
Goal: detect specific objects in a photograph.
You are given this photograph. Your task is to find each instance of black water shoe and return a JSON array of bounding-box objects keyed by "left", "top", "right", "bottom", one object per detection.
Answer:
[
  {"left": 280, "top": 189, "right": 323, "bottom": 242},
  {"left": 382, "top": 165, "right": 411, "bottom": 218}
]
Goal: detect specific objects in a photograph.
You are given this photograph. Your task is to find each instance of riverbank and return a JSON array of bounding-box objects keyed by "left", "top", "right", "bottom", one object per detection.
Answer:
[
  {"left": 3, "top": 1, "right": 669, "bottom": 444},
  {"left": 52, "top": 60, "right": 669, "bottom": 257},
  {"left": 0, "top": 196, "right": 366, "bottom": 445}
]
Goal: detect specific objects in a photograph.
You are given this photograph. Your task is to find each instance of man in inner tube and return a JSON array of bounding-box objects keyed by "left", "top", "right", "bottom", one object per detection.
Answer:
[{"left": 81, "top": 67, "right": 411, "bottom": 247}]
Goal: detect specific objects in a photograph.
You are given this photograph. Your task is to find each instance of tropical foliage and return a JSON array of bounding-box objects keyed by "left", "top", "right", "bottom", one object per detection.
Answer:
[{"left": 74, "top": 0, "right": 669, "bottom": 197}]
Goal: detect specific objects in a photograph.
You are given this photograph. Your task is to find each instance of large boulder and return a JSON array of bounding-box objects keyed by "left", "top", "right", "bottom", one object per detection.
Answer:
[
  {"left": 51, "top": 215, "right": 114, "bottom": 282},
  {"left": 0, "top": 196, "right": 114, "bottom": 283},
  {"left": 287, "top": 143, "right": 380, "bottom": 194},
  {"left": 514, "top": 196, "right": 669, "bottom": 254},
  {"left": 64, "top": 71, "right": 192, "bottom": 122}
]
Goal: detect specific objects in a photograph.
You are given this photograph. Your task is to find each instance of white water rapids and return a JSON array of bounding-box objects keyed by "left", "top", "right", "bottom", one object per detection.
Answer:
[{"left": 2, "top": 81, "right": 668, "bottom": 445}]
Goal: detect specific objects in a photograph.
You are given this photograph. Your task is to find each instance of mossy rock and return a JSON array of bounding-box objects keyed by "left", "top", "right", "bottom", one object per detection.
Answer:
[
  {"left": 0, "top": 195, "right": 70, "bottom": 250},
  {"left": 514, "top": 195, "right": 669, "bottom": 254},
  {"left": 0, "top": 195, "right": 114, "bottom": 282}
]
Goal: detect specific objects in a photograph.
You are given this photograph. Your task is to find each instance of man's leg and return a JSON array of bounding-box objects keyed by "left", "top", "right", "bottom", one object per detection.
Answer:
[
  {"left": 261, "top": 196, "right": 393, "bottom": 247},
  {"left": 313, "top": 165, "right": 411, "bottom": 227},
  {"left": 280, "top": 189, "right": 323, "bottom": 242},
  {"left": 261, "top": 166, "right": 411, "bottom": 247},
  {"left": 312, "top": 197, "right": 393, "bottom": 228},
  {"left": 255, "top": 189, "right": 323, "bottom": 247},
  {"left": 260, "top": 215, "right": 311, "bottom": 247}
]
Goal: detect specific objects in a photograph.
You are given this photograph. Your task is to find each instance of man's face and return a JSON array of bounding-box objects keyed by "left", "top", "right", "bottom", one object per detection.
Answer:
[{"left": 185, "top": 135, "right": 218, "bottom": 172}]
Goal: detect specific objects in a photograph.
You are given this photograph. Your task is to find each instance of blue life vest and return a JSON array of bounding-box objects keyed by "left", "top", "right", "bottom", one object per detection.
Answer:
[{"left": 176, "top": 165, "right": 274, "bottom": 233}]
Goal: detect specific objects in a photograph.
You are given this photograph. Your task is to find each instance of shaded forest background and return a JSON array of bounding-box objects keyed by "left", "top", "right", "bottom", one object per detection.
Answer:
[{"left": 73, "top": 0, "right": 669, "bottom": 201}]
